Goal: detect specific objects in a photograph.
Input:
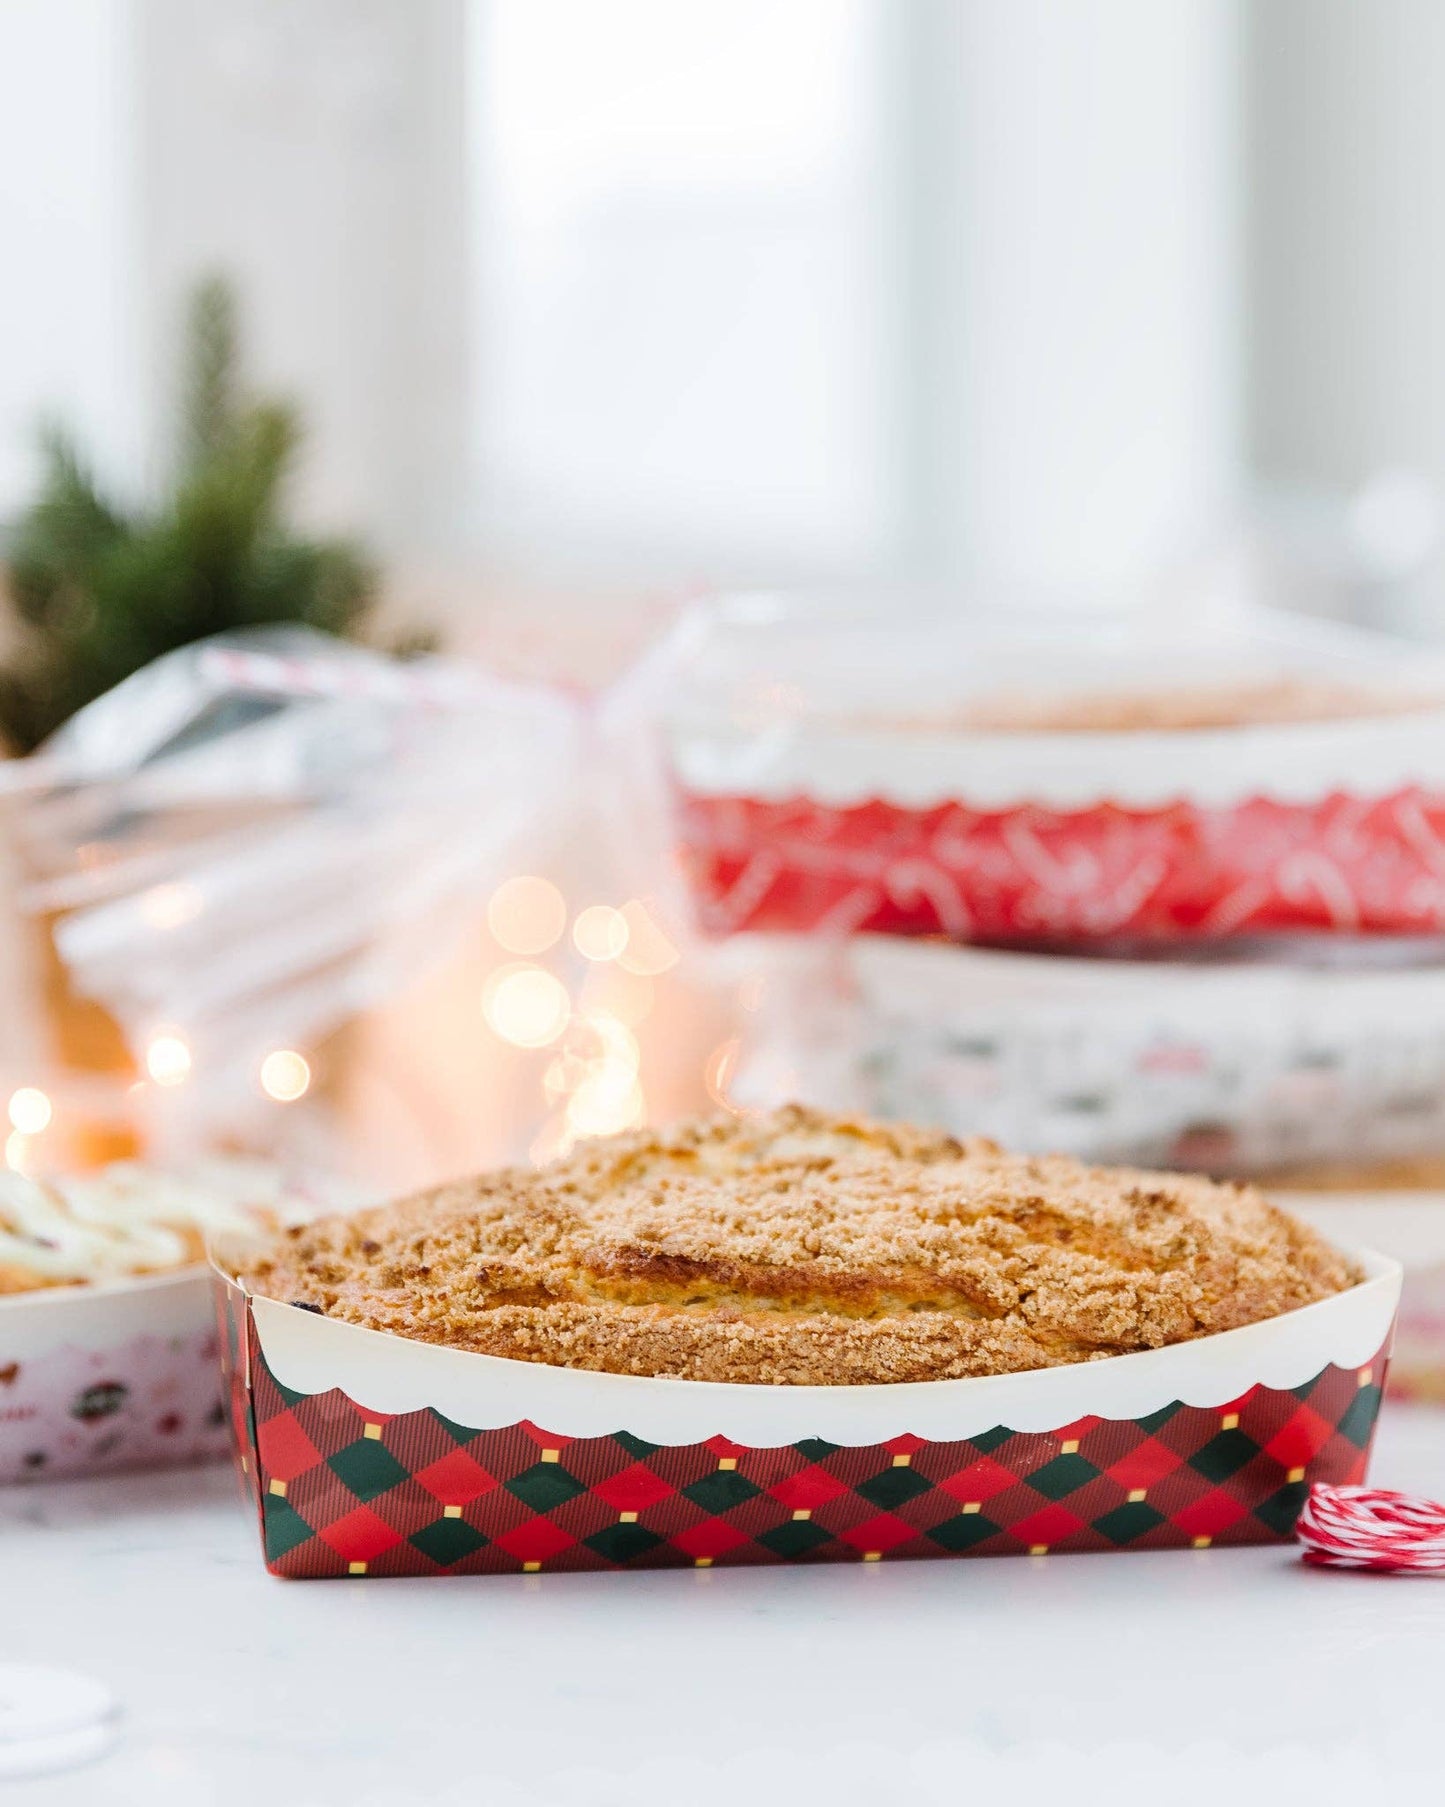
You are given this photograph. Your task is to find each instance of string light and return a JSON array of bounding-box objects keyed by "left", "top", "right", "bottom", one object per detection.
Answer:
[
  {"left": 260, "top": 1050, "right": 311, "bottom": 1102},
  {"left": 5, "top": 1131, "right": 29, "bottom": 1174},
  {"left": 7, "top": 1087, "right": 52, "bottom": 1136},
  {"left": 483, "top": 963, "right": 571, "bottom": 1048},
  {"left": 146, "top": 1032, "right": 192, "bottom": 1087},
  {"left": 572, "top": 904, "right": 629, "bottom": 962},
  {"left": 488, "top": 877, "right": 567, "bottom": 956}
]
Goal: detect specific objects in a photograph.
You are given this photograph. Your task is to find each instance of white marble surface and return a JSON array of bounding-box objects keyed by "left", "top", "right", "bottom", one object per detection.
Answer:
[{"left": 5, "top": 1403, "right": 1445, "bottom": 1806}]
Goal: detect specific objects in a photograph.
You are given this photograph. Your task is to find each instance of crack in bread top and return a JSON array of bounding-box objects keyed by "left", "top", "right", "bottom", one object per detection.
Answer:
[{"left": 237, "top": 1105, "right": 1361, "bottom": 1385}]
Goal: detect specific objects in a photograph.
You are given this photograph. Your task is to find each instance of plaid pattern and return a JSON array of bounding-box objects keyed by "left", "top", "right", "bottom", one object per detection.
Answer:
[{"left": 218, "top": 1287, "right": 1386, "bottom": 1579}]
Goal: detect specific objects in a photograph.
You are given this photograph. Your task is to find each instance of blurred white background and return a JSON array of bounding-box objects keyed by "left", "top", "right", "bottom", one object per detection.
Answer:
[{"left": 0, "top": 0, "right": 1443, "bottom": 621}]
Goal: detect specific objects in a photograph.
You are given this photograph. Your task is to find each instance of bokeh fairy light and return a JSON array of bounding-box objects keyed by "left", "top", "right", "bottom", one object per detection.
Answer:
[
  {"left": 480, "top": 880, "right": 686, "bottom": 1161},
  {"left": 487, "top": 876, "right": 568, "bottom": 956},
  {"left": 260, "top": 1049, "right": 312, "bottom": 1102},
  {"left": 145, "top": 1032, "right": 193, "bottom": 1087},
  {"left": 8, "top": 1086, "right": 53, "bottom": 1135},
  {"left": 483, "top": 962, "right": 572, "bottom": 1049}
]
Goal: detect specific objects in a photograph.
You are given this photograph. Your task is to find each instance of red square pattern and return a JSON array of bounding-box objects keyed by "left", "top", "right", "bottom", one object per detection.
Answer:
[{"left": 219, "top": 1282, "right": 1389, "bottom": 1580}]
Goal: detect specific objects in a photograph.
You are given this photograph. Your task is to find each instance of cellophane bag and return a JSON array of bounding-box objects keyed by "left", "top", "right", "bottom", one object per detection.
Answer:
[{"left": 1, "top": 628, "right": 581, "bottom": 1165}]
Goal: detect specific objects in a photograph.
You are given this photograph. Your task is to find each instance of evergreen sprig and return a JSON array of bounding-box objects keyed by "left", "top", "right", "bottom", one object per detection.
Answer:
[{"left": 0, "top": 276, "right": 410, "bottom": 752}]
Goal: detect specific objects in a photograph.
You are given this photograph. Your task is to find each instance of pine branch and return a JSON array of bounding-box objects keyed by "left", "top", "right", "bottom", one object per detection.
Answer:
[
  {"left": 178, "top": 275, "right": 240, "bottom": 478},
  {"left": 0, "top": 275, "right": 419, "bottom": 754}
]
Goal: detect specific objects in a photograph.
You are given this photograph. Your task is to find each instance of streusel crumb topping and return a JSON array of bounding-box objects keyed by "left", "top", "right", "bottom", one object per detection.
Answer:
[{"left": 236, "top": 1106, "right": 1359, "bottom": 1385}]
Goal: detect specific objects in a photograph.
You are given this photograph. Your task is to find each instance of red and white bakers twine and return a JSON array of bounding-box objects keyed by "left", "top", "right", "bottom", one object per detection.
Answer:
[{"left": 1297, "top": 1483, "right": 1445, "bottom": 1574}]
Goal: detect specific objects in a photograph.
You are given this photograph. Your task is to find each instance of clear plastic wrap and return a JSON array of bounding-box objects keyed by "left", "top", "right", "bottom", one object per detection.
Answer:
[{"left": 3, "top": 629, "right": 581, "bottom": 1153}]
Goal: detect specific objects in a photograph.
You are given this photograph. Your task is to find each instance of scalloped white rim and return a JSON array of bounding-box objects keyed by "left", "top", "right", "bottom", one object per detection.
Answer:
[
  {"left": 668, "top": 713, "right": 1445, "bottom": 810},
  {"left": 234, "top": 1251, "right": 1399, "bottom": 1446},
  {"left": 1, "top": 1268, "right": 211, "bottom": 1361}
]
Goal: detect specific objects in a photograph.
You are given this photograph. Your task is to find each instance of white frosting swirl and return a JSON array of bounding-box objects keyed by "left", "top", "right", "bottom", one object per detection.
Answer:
[{"left": 0, "top": 1160, "right": 302, "bottom": 1286}]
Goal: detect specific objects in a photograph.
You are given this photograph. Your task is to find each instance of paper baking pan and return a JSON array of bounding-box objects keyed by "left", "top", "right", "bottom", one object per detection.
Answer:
[
  {"left": 1, "top": 1268, "right": 228, "bottom": 1484},
  {"left": 659, "top": 601, "right": 1445, "bottom": 941},
  {"left": 215, "top": 1251, "right": 1399, "bottom": 1577},
  {"left": 727, "top": 935, "right": 1445, "bottom": 1176}
]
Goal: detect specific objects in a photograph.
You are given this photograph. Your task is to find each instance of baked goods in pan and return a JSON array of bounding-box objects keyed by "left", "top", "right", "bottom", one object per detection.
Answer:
[
  {"left": 238, "top": 1106, "right": 1358, "bottom": 1386},
  {"left": 954, "top": 678, "right": 1440, "bottom": 734},
  {"left": 0, "top": 1162, "right": 292, "bottom": 1294}
]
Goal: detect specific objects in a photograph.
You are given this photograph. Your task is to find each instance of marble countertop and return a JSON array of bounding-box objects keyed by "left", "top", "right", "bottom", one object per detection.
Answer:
[{"left": 6, "top": 1403, "right": 1445, "bottom": 1806}]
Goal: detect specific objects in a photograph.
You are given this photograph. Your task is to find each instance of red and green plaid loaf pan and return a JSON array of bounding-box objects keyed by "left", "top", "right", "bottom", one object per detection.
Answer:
[{"left": 213, "top": 1251, "right": 1400, "bottom": 1579}]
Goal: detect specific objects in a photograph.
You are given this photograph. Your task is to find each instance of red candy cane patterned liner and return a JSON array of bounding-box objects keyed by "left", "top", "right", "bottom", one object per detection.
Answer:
[
  {"left": 655, "top": 603, "right": 1445, "bottom": 942},
  {"left": 1298, "top": 1483, "right": 1445, "bottom": 1573}
]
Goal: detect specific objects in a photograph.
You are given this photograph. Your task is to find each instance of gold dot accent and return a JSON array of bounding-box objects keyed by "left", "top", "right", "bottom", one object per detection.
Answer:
[
  {"left": 891, "top": 1454, "right": 912, "bottom": 1468},
  {"left": 1359, "top": 1368, "right": 1373, "bottom": 1389},
  {"left": 1029, "top": 1544, "right": 1049, "bottom": 1557},
  {"left": 1287, "top": 1466, "right": 1306, "bottom": 1484},
  {"left": 268, "top": 1479, "right": 287, "bottom": 1498},
  {"left": 443, "top": 1505, "right": 462, "bottom": 1519},
  {"left": 694, "top": 1557, "right": 713, "bottom": 1568},
  {"left": 240, "top": 1456, "right": 248, "bottom": 1474},
  {"left": 1127, "top": 1489, "right": 1147, "bottom": 1504},
  {"left": 1060, "top": 1439, "right": 1080, "bottom": 1455},
  {"left": 1192, "top": 1535, "right": 1212, "bottom": 1549},
  {"left": 962, "top": 1501, "right": 981, "bottom": 1514},
  {"left": 863, "top": 1551, "right": 882, "bottom": 1562},
  {"left": 348, "top": 1561, "right": 367, "bottom": 1576},
  {"left": 619, "top": 1511, "right": 638, "bottom": 1524},
  {"left": 523, "top": 1560, "right": 542, "bottom": 1573},
  {"left": 792, "top": 1509, "right": 812, "bottom": 1522},
  {"left": 541, "top": 1448, "right": 560, "bottom": 1464},
  {"left": 363, "top": 1423, "right": 383, "bottom": 1441},
  {"left": 717, "top": 1456, "right": 738, "bottom": 1471},
  {"left": 1221, "top": 1413, "right": 1239, "bottom": 1431}
]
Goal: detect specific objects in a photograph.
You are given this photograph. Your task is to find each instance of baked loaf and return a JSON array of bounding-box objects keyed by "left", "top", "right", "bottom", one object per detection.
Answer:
[
  {"left": 957, "top": 678, "right": 1438, "bottom": 734},
  {"left": 237, "top": 1107, "right": 1359, "bottom": 1385}
]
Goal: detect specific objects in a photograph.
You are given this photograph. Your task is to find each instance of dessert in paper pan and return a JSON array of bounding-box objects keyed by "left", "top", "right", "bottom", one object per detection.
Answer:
[
  {"left": 214, "top": 1109, "right": 1399, "bottom": 1577},
  {"left": 656, "top": 601, "right": 1445, "bottom": 943}
]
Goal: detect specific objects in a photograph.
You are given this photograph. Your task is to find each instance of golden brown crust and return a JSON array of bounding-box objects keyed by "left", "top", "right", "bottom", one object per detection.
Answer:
[
  {"left": 957, "top": 678, "right": 1438, "bottom": 734},
  {"left": 237, "top": 1106, "right": 1360, "bottom": 1386}
]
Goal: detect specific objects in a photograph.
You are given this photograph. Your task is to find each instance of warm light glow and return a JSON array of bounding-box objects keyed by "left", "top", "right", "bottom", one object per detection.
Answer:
[
  {"left": 542, "top": 1054, "right": 580, "bottom": 1102},
  {"left": 582, "top": 1012, "right": 640, "bottom": 1073},
  {"left": 483, "top": 963, "right": 571, "bottom": 1048},
  {"left": 7, "top": 1087, "right": 52, "bottom": 1136},
  {"left": 488, "top": 876, "right": 567, "bottom": 956},
  {"left": 5, "top": 1131, "right": 28, "bottom": 1173},
  {"left": 146, "top": 1033, "right": 192, "bottom": 1087},
  {"left": 260, "top": 1049, "right": 311, "bottom": 1103},
  {"left": 565, "top": 1072, "right": 645, "bottom": 1139},
  {"left": 140, "top": 881, "right": 204, "bottom": 931},
  {"left": 572, "top": 904, "right": 629, "bottom": 962},
  {"left": 704, "top": 1037, "right": 742, "bottom": 1110},
  {"left": 529, "top": 1117, "right": 576, "bottom": 1166},
  {"left": 616, "top": 900, "right": 679, "bottom": 976},
  {"left": 577, "top": 964, "right": 654, "bottom": 1028}
]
